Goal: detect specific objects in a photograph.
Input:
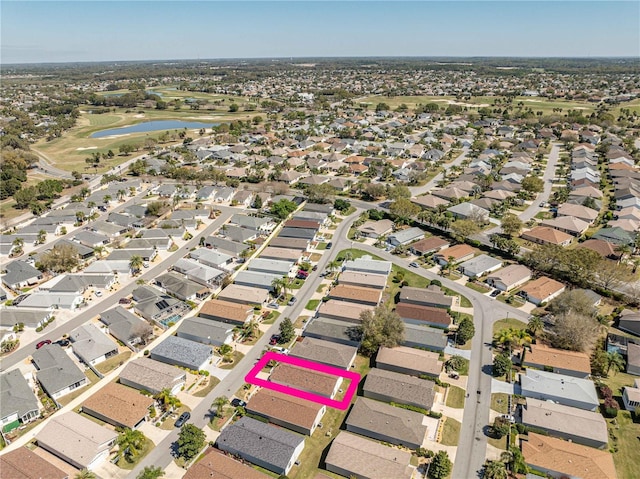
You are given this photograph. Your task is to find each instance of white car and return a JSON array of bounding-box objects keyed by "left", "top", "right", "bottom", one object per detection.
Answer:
[{"left": 95, "top": 291, "right": 103, "bottom": 297}]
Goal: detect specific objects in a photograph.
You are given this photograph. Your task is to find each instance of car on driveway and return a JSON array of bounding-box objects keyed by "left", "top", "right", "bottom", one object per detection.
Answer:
[
  {"left": 231, "top": 398, "right": 246, "bottom": 408},
  {"left": 326, "top": 242, "right": 332, "bottom": 249},
  {"left": 119, "top": 297, "right": 131, "bottom": 304},
  {"left": 268, "top": 303, "right": 279, "bottom": 309},
  {"left": 175, "top": 412, "right": 190, "bottom": 428},
  {"left": 490, "top": 290, "right": 501, "bottom": 298},
  {"left": 54, "top": 339, "right": 69, "bottom": 347},
  {"left": 312, "top": 265, "right": 318, "bottom": 271},
  {"left": 287, "top": 297, "right": 297, "bottom": 306},
  {"left": 269, "top": 334, "right": 280, "bottom": 345},
  {"left": 95, "top": 291, "right": 103, "bottom": 297},
  {"left": 36, "top": 340, "right": 51, "bottom": 349}
]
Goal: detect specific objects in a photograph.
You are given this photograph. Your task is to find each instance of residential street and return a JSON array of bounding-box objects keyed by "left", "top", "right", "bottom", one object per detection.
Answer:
[{"left": 409, "top": 147, "right": 470, "bottom": 197}]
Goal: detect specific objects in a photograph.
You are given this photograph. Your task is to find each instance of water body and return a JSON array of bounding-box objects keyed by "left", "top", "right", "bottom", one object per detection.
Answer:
[{"left": 91, "top": 120, "right": 217, "bottom": 138}]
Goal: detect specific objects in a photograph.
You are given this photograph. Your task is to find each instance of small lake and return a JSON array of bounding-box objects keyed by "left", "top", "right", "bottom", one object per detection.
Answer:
[{"left": 91, "top": 120, "right": 217, "bottom": 138}]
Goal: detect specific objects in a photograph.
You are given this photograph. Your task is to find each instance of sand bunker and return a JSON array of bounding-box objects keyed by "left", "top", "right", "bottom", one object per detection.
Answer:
[{"left": 76, "top": 147, "right": 98, "bottom": 151}]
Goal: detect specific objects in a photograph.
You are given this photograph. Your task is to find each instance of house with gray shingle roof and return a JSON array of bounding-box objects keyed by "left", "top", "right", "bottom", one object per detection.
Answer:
[
  {"left": 457, "top": 254, "right": 503, "bottom": 278},
  {"left": 69, "top": 324, "right": 119, "bottom": 366},
  {"left": 215, "top": 416, "right": 305, "bottom": 476},
  {"left": 402, "top": 324, "right": 448, "bottom": 351},
  {"left": 0, "top": 308, "right": 51, "bottom": 329},
  {"left": 176, "top": 317, "right": 234, "bottom": 346},
  {"left": 302, "top": 317, "right": 361, "bottom": 347},
  {"left": 150, "top": 336, "right": 212, "bottom": 371},
  {"left": 2, "top": 261, "right": 43, "bottom": 290},
  {"left": 520, "top": 369, "right": 599, "bottom": 411},
  {"left": 32, "top": 344, "right": 88, "bottom": 400},
  {"left": 0, "top": 370, "right": 40, "bottom": 432},
  {"left": 387, "top": 227, "right": 424, "bottom": 247},
  {"left": 289, "top": 337, "right": 357, "bottom": 369},
  {"left": 363, "top": 368, "right": 435, "bottom": 411}
]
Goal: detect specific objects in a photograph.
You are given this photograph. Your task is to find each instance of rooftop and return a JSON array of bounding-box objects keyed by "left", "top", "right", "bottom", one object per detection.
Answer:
[
  {"left": 269, "top": 362, "right": 340, "bottom": 397},
  {"left": 246, "top": 388, "right": 324, "bottom": 431},
  {"left": 82, "top": 382, "right": 153, "bottom": 429},
  {"left": 183, "top": 447, "right": 270, "bottom": 479},
  {"left": 376, "top": 346, "right": 443, "bottom": 376},
  {"left": 364, "top": 367, "right": 435, "bottom": 410},
  {"left": 525, "top": 343, "right": 591, "bottom": 375},
  {"left": 0, "top": 447, "right": 68, "bottom": 479}
]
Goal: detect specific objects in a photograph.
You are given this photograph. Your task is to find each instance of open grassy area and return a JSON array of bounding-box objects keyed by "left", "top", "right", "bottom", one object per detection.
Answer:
[
  {"left": 208, "top": 407, "right": 235, "bottom": 432},
  {"left": 440, "top": 418, "right": 461, "bottom": 446},
  {"left": 219, "top": 351, "right": 245, "bottom": 370},
  {"left": 445, "top": 386, "right": 466, "bottom": 408},
  {"left": 491, "top": 393, "right": 509, "bottom": 414},
  {"left": 305, "top": 299, "right": 321, "bottom": 310},
  {"left": 465, "top": 282, "right": 492, "bottom": 294},
  {"left": 96, "top": 351, "right": 132, "bottom": 374},
  {"left": 116, "top": 436, "right": 155, "bottom": 470},
  {"left": 608, "top": 411, "right": 640, "bottom": 479},
  {"left": 192, "top": 376, "right": 221, "bottom": 398},
  {"left": 441, "top": 286, "right": 472, "bottom": 308},
  {"left": 388, "top": 264, "right": 430, "bottom": 305},
  {"left": 492, "top": 317, "right": 527, "bottom": 335},
  {"left": 487, "top": 434, "right": 508, "bottom": 451}
]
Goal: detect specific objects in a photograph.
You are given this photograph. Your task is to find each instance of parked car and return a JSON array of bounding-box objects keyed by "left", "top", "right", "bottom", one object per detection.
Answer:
[
  {"left": 449, "top": 372, "right": 460, "bottom": 379},
  {"left": 296, "top": 270, "right": 309, "bottom": 279},
  {"left": 490, "top": 290, "right": 501, "bottom": 298},
  {"left": 143, "top": 262, "right": 150, "bottom": 268},
  {"left": 95, "top": 291, "right": 103, "bottom": 297},
  {"left": 312, "top": 265, "right": 318, "bottom": 271},
  {"left": 268, "top": 303, "right": 279, "bottom": 309},
  {"left": 231, "top": 398, "right": 246, "bottom": 408},
  {"left": 36, "top": 340, "right": 51, "bottom": 349},
  {"left": 269, "top": 334, "right": 280, "bottom": 345},
  {"left": 501, "top": 414, "right": 515, "bottom": 424},
  {"left": 409, "top": 262, "right": 419, "bottom": 268},
  {"left": 287, "top": 297, "right": 297, "bottom": 306},
  {"left": 119, "top": 297, "right": 132, "bottom": 304},
  {"left": 54, "top": 339, "right": 69, "bottom": 347},
  {"left": 175, "top": 412, "right": 191, "bottom": 428},
  {"left": 326, "top": 242, "right": 332, "bottom": 249}
]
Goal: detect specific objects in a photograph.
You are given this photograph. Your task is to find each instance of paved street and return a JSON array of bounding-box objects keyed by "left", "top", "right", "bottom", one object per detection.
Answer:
[{"left": 410, "top": 147, "right": 470, "bottom": 197}]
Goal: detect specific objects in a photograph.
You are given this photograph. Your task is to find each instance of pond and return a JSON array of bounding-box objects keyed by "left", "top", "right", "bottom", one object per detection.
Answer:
[{"left": 90, "top": 120, "right": 217, "bottom": 138}]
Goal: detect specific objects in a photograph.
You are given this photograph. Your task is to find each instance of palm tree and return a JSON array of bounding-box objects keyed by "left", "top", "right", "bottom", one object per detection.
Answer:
[
  {"left": 116, "top": 428, "right": 146, "bottom": 463},
  {"left": 11, "top": 237, "right": 24, "bottom": 255},
  {"left": 484, "top": 460, "right": 508, "bottom": 479},
  {"left": 129, "top": 255, "right": 144, "bottom": 275},
  {"left": 37, "top": 229, "right": 47, "bottom": 244},
  {"left": 93, "top": 245, "right": 106, "bottom": 259},
  {"left": 136, "top": 466, "right": 165, "bottom": 479},
  {"left": 154, "top": 388, "right": 181, "bottom": 412},
  {"left": 80, "top": 187, "right": 91, "bottom": 199},
  {"left": 242, "top": 319, "right": 260, "bottom": 341},
  {"left": 74, "top": 470, "right": 96, "bottom": 479},
  {"left": 212, "top": 396, "right": 229, "bottom": 418},
  {"left": 117, "top": 189, "right": 126, "bottom": 201},
  {"left": 103, "top": 195, "right": 112, "bottom": 205},
  {"left": 510, "top": 329, "right": 532, "bottom": 350},
  {"left": 271, "top": 277, "right": 288, "bottom": 300},
  {"left": 327, "top": 260, "right": 341, "bottom": 275},
  {"left": 527, "top": 316, "right": 544, "bottom": 337},
  {"left": 606, "top": 351, "right": 625, "bottom": 376}
]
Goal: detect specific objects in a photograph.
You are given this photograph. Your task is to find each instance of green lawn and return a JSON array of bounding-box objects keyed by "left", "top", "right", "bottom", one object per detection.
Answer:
[
  {"left": 192, "top": 376, "right": 221, "bottom": 398},
  {"left": 305, "top": 299, "right": 321, "bottom": 310},
  {"left": 336, "top": 248, "right": 383, "bottom": 262},
  {"left": 491, "top": 393, "right": 509, "bottom": 414},
  {"left": 219, "top": 351, "right": 245, "bottom": 370},
  {"left": 96, "top": 351, "right": 132, "bottom": 374},
  {"left": 388, "top": 264, "right": 431, "bottom": 305},
  {"left": 465, "top": 282, "right": 492, "bottom": 294},
  {"left": 116, "top": 437, "right": 155, "bottom": 470},
  {"left": 159, "top": 405, "right": 192, "bottom": 430},
  {"left": 441, "top": 418, "right": 461, "bottom": 446},
  {"left": 608, "top": 411, "right": 640, "bottom": 479},
  {"left": 445, "top": 386, "right": 466, "bottom": 408},
  {"left": 492, "top": 317, "right": 527, "bottom": 335},
  {"left": 316, "top": 242, "right": 327, "bottom": 250},
  {"left": 441, "top": 286, "right": 472, "bottom": 308}
]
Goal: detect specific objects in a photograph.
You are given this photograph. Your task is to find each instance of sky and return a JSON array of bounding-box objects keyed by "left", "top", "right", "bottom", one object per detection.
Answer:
[{"left": 2, "top": 1, "right": 639, "bottom": 64}]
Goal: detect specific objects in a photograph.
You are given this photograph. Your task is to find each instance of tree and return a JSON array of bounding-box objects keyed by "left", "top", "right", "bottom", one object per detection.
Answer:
[
  {"left": 74, "top": 470, "right": 96, "bottom": 479},
  {"left": 306, "top": 183, "right": 334, "bottom": 204},
  {"left": 548, "top": 290, "right": 597, "bottom": 318},
  {"left": 521, "top": 176, "right": 544, "bottom": 194},
  {"left": 445, "top": 355, "right": 466, "bottom": 373},
  {"left": 270, "top": 199, "right": 297, "bottom": 220},
  {"left": 492, "top": 417, "right": 511, "bottom": 439},
  {"left": 493, "top": 352, "right": 512, "bottom": 377},
  {"left": 595, "top": 261, "right": 633, "bottom": 291},
  {"left": 177, "top": 423, "right": 206, "bottom": 461},
  {"left": 36, "top": 243, "right": 79, "bottom": 273},
  {"left": 37, "top": 229, "right": 47, "bottom": 244},
  {"left": 527, "top": 316, "right": 544, "bottom": 337},
  {"left": 146, "top": 201, "right": 169, "bottom": 217},
  {"left": 606, "top": 351, "right": 625, "bottom": 376},
  {"left": 333, "top": 198, "right": 351, "bottom": 213},
  {"left": 500, "top": 213, "right": 523, "bottom": 238},
  {"left": 484, "top": 460, "right": 508, "bottom": 479},
  {"left": 326, "top": 260, "right": 341, "bottom": 275},
  {"left": 429, "top": 450, "right": 452, "bottom": 479},
  {"left": 389, "top": 198, "right": 420, "bottom": 225},
  {"left": 358, "top": 306, "right": 405, "bottom": 356},
  {"left": 455, "top": 316, "right": 475, "bottom": 345},
  {"left": 129, "top": 255, "right": 144, "bottom": 275},
  {"left": 271, "top": 277, "right": 289, "bottom": 300},
  {"left": 212, "top": 396, "right": 229, "bottom": 418},
  {"left": 363, "top": 183, "right": 386, "bottom": 200},
  {"left": 449, "top": 219, "right": 480, "bottom": 241},
  {"left": 116, "top": 428, "right": 146, "bottom": 463},
  {"left": 36, "top": 179, "right": 63, "bottom": 200},
  {"left": 252, "top": 194, "right": 263, "bottom": 209},
  {"left": 119, "top": 143, "right": 135, "bottom": 155},
  {"left": 130, "top": 159, "right": 148, "bottom": 176},
  {"left": 137, "top": 466, "right": 165, "bottom": 479},
  {"left": 550, "top": 311, "right": 599, "bottom": 352},
  {"left": 278, "top": 317, "right": 295, "bottom": 343},
  {"left": 13, "top": 186, "right": 37, "bottom": 209},
  {"left": 387, "top": 185, "right": 411, "bottom": 201},
  {"left": 375, "top": 102, "right": 390, "bottom": 112},
  {"left": 154, "top": 388, "right": 181, "bottom": 412},
  {"left": 228, "top": 103, "right": 239, "bottom": 112}
]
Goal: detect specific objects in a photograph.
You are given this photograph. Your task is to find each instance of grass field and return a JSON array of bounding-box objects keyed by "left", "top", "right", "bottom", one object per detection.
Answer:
[
  {"left": 192, "top": 376, "right": 221, "bottom": 398},
  {"left": 492, "top": 317, "right": 527, "bottom": 335},
  {"left": 445, "top": 386, "right": 466, "bottom": 408},
  {"left": 441, "top": 418, "right": 461, "bottom": 446},
  {"left": 491, "top": 393, "right": 509, "bottom": 414},
  {"left": 96, "top": 351, "right": 132, "bottom": 374},
  {"left": 608, "top": 411, "right": 640, "bottom": 479}
]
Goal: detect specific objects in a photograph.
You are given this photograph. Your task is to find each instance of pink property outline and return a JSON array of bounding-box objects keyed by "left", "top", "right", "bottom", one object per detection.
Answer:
[{"left": 244, "top": 351, "right": 361, "bottom": 410}]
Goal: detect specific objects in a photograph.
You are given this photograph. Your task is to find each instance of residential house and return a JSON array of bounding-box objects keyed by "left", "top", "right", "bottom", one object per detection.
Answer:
[
  {"left": 556, "top": 204, "right": 599, "bottom": 224},
  {"left": 290, "top": 337, "right": 358, "bottom": 369},
  {"left": 345, "top": 397, "right": 427, "bottom": 449},
  {"left": 486, "top": 264, "right": 532, "bottom": 292},
  {"left": 627, "top": 342, "right": 640, "bottom": 376},
  {"left": 278, "top": 227, "right": 316, "bottom": 241},
  {"left": 328, "top": 284, "right": 382, "bottom": 306},
  {"left": 411, "top": 194, "right": 449, "bottom": 211},
  {"left": 217, "top": 284, "right": 269, "bottom": 307},
  {"left": 433, "top": 244, "right": 475, "bottom": 266},
  {"left": 215, "top": 416, "right": 305, "bottom": 476},
  {"left": 395, "top": 302, "right": 452, "bottom": 328},
  {"left": 248, "top": 258, "right": 293, "bottom": 276},
  {"left": 521, "top": 433, "right": 616, "bottom": 479},
  {"left": 155, "top": 272, "right": 209, "bottom": 301},
  {"left": 269, "top": 363, "right": 342, "bottom": 399},
  {"left": 246, "top": 388, "right": 326, "bottom": 435},
  {"left": 402, "top": 323, "right": 448, "bottom": 351},
  {"left": 234, "top": 270, "right": 282, "bottom": 291},
  {"left": 132, "top": 285, "right": 190, "bottom": 325},
  {"left": 119, "top": 357, "right": 186, "bottom": 395},
  {"left": 521, "top": 226, "right": 573, "bottom": 246},
  {"left": 409, "top": 236, "right": 450, "bottom": 256},
  {"left": 177, "top": 317, "right": 234, "bottom": 346},
  {"left": 15, "top": 291, "right": 83, "bottom": 311},
  {"left": 0, "top": 369, "right": 40, "bottom": 433},
  {"left": 316, "top": 299, "right": 372, "bottom": 323},
  {"left": 457, "top": 254, "right": 503, "bottom": 278},
  {"left": 150, "top": 336, "right": 213, "bottom": 371},
  {"left": 36, "top": 412, "right": 117, "bottom": 471},
  {"left": 446, "top": 203, "right": 489, "bottom": 222},
  {"left": 398, "top": 285, "right": 454, "bottom": 309},
  {"left": 519, "top": 277, "right": 566, "bottom": 305},
  {"left": 72, "top": 231, "right": 110, "bottom": 248},
  {"left": 172, "top": 258, "right": 227, "bottom": 287},
  {"left": 32, "top": 344, "right": 88, "bottom": 400},
  {"left": 259, "top": 246, "right": 302, "bottom": 262},
  {"left": 338, "top": 271, "right": 387, "bottom": 290},
  {"left": 69, "top": 324, "right": 119, "bottom": 367},
  {"left": 357, "top": 219, "right": 394, "bottom": 239},
  {"left": 622, "top": 379, "right": 640, "bottom": 412},
  {"left": 203, "top": 236, "right": 248, "bottom": 256},
  {"left": 81, "top": 382, "right": 153, "bottom": 429},
  {"left": 99, "top": 306, "right": 152, "bottom": 348},
  {"left": 229, "top": 214, "right": 276, "bottom": 234},
  {"left": 2, "top": 261, "right": 43, "bottom": 290},
  {"left": 269, "top": 237, "right": 310, "bottom": 251},
  {"left": 522, "top": 343, "right": 591, "bottom": 378},
  {"left": 363, "top": 367, "right": 435, "bottom": 410},
  {"left": 617, "top": 309, "right": 640, "bottom": 336},
  {"left": 189, "top": 248, "right": 233, "bottom": 269},
  {"left": 541, "top": 217, "right": 590, "bottom": 236},
  {"left": 387, "top": 227, "right": 424, "bottom": 247},
  {"left": 0, "top": 447, "right": 68, "bottom": 479},
  {"left": 325, "top": 431, "right": 413, "bottom": 479},
  {"left": 302, "top": 316, "right": 361, "bottom": 347},
  {"left": 521, "top": 398, "right": 608, "bottom": 449},
  {"left": 342, "top": 256, "right": 392, "bottom": 276},
  {"left": 0, "top": 308, "right": 51, "bottom": 330},
  {"left": 183, "top": 447, "right": 270, "bottom": 479},
  {"left": 520, "top": 369, "right": 599, "bottom": 411},
  {"left": 376, "top": 346, "right": 443, "bottom": 378}
]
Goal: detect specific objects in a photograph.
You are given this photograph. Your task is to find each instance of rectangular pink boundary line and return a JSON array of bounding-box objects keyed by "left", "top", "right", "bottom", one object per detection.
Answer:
[{"left": 244, "top": 351, "right": 361, "bottom": 410}]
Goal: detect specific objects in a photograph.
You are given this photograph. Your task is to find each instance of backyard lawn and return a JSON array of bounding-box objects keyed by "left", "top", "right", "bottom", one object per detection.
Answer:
[
  {"left": 117, "top": 437, "right": 155, "bottom": 470},
  {"left": 305, "top": 299, "right": 321, "bottom": 310},
  {"left": 608, "top": 411, "right": 640, "bottom": 479},
  {"left": 96, "top": 351, "right": 132, "bottom": 374}
]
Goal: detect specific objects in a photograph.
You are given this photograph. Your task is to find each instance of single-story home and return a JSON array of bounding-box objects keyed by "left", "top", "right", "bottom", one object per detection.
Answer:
[
  {"left": 338, "top": 271, "right": 387, "bottom": 290},
  {"left": 541, "top": 216, "right": 590, "bottom": 236},
  {"left": 342, "top": 256, "right": 392, "bottom": 276},
  {"left": 100, "top": 306, "right": 152, "bottom": 348},
  {"left": 217, "top": 284, "right": 269, "bottom": 307},
  {"left": 0, "top": 308, "right": 52, "bottom": 330},
  {"left": 409, "top": 236, "right": 450, "bottom": 256},
  {"left": 376, "top": 346, "right": 443, "bottom": 378},
  {"left": 177, "top": 317, "right": 234, "bottom": 346},
  {"left": 521, "top": 343, "right": 591, "bottom": 378},
  {"left": 2, "top": 260, "right": 43, "bottom": 290},
  {"left": 627, "top": 342, "right": 640, "bottom": 376},
  {"left": 358, "top": 219, "right": 394, "bottom": 239},
  {"left": 328, "top": 284, "right": 382, "bottom": 306},
  {"left": 521, "top": 226, "right": 573, "bottom": 247},
  {"left": 247, "top": 258, "right": 294, "bottom": 276},
  {"left": 289, "top": 337, "right": 358, "bottom": 370},
  {"left": 69, "top": 324, "right": 119, "bottom": 366},
  {"left": 215, "top": 416, "right": 305, "bottom": 476},
  {"left": 618, "top": 309, "right": 640, "bottom": 337},
  {"left": 82, "top": 382, "right": 154, "bottom": 430},
  {"left": 32, "top": 345, "right": 88, "bottom": 400},
  {"left": 269, "top": 363, "right": 342, "bottom": 399},
  {"left": 259, "top": 246, "right": 302, "bottom": 263},
  {"left": 520, "top": 369, "right": 599, "bottom": 411},
  {"left": 234, "top": 270, "right": 282, "bottom": 291},
  {"left": 183, "top": 447, "right": 270, "bottom": 479},
  {"left": 399, "top": 285, "right": 454, "bottom": 309},
  {"left": 0, "top": 369, "right": 40, "bottom": 433},
  {"left": 302, "top": 316, "right": 361, "bottom": 347},
  {"left": 363, "top": 367, "right": 435, "bottom": 411},
  {"left": 36, "top": 412, "right": 117, "bottom": 471},
  {"left": 433, "top": 244, "right": 475, "bottom": 266},
  {"left": 155, "top": 272, "right": 210, "bottom": 301},
  {"left": 16, "top": 291, "right": 83, "bottom": 311},
  {"left": 150, "top": 336, "right": 213, "bottom": 371},
  {"left": 189, "top": 248, "right": 233, "bottom": 269},
  {"left": 518, "top": 277, "right": 566, "bottom": 305},
  {"left": 622, "top": 379, "right": 640, "bottom": 412},
  {"left": 246, "top": 388, "right": 326, "bottom": 435},
  {"left": 0, "top": 447, "right": 68, "bottom": 479},
  {"left": 446, "top": 202, "right": 489, "bottom": 221},
  {"left": 395, "top": 302, "right": 452, "bottom": 328},
  {"left": 316, "top": 300, "right": 372, "bottom": 323},
  {"left": 199, "top": 299, "right": 254, "bottom": 325},
  {"left": 387, "top": 227, "right": 424, "bottom": 247},
  {"left": 457, "top": 254, "right": 503, "bottom": 278},
  {"left": 345, "top": 397, "right": 427, "bottom": 450},
  {"left": 325, "top": 431, "right": 413, "bottom": 479},
  {"left": 486, "top": 264, "right": 532, "bottom": 292},
  {"left": 119, "top": 357, "right": 186, "bottom": 396},
  {"left": 402, "top": 323, "right": 448, "bottom": 351}
]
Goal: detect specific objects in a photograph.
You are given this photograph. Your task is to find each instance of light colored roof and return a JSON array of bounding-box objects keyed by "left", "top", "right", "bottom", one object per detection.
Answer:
[
  {"left": 329, "top": 284, "right": 382, "bottom": 305},
  {"left": 82, "top": 382, "right": 153, "bottom": 428},
  {"left": 520, "top": 277, "right": 565, "bottom": 301},
  {"left": 541, "top": 216, "right": 590, "bottom": 235},
  {"left": 199, "top": 299, "right": 252, "bottom": 323},
  {"left": 119, "top": 358, "right": 185, "bottom": 394},
  {"left": 522, "top": 398, "right": 608, "bottom": 445},
  {"left": 36, "top": 412, "right": 117, "bottom": 469},
  {"left": 395, "top": 302, "right": 451, "bottom": 326},
  {"left": 290, "top": 337, "right": 357, "bottom": 369},
  {"left": 69, "top": 324, "right": 118, "bottom": 363},
  {"left": 0, "top": 370, "right": 39, "bottom": 423},
  {"left": 522, "top": 433, "right": 617, "bottom": 479},
  {"left": 521, "top": 226, "right": 573, "bottom": 245},
  {"left": 487, "top": 264, "right": 532, "bottom": 286},
  {"left": 457, "top": 254, "right": 502, "bottom": 275},
  {"left": 338, "top": 271, "right": 387, "bottom": 289},
  {"left": 525, "top": 343, "right": 591, "bottom": 375},
  {"left": 364, "top": 368, "right": 435, "bottom": 410},
  {"left": 434, "top": 243, "right": 475, "bottom": 261},
  {"left": 217, "top": 284, "right": 269, "bottom": 305},
  {"left": 358, "top": 219, "right": 394, "bottom": 236},
  {"left": 520, "top": 370, "right": 598, "bottom": 408},
  {"left": 184, "top": 447, "right": 270, "bottom": 479},
  {"left": 343, "top": 256, "right": 392, "bottom": 275},
  {"left": 409, "top": 236, "right": 450, "bottom": 253},
  {"left": 326, "top": 431, "right": 413, "bottom": 479},
  {"left": 246, "top": 388, "right": 324, "bottom": 431},
  {"left": 269, "top": 363, "right": 339, "bottom": 397},
  {"left": 376, "top": 346, "right": 443, "bottom": 376},
  {"left": 0, "top": 447, "right": 68, "bottom": 479},
  {"left": 388, "top": 227, "right": 425, "bottom": 244},
  {"left": 411, "top": 194, "right": 449, "bottom": 209},
  {"left": 317, "top": 299, "right": 373, "bottom": 321}
]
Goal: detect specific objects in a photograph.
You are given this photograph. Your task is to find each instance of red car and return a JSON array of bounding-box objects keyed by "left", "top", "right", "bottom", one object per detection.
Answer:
[
  {"left": 296, "top": 270, "right": 309, "bottom": 279},
  {"left": 36, "top": 340, "right": 51, "bottom": 349},
  {"left": 269, "top": 335, "right": 280, "bottom": 345}
]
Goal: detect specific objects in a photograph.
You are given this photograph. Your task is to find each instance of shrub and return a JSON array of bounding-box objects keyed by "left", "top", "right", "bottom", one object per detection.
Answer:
[
  {"left": 36, "top": 326, "right": 43, "bottom": 332},
  {"left": 428, "top": 411, "right": 443, "bottom": 419},
  {"left": 430, "top": 279, "right": 442, "bottom": 287},
  {"left": 144, "top": 349, "right": 150, "bottom": 356},
  {"left": 603, "top": 407, "right": 619, "bottom": 418}
]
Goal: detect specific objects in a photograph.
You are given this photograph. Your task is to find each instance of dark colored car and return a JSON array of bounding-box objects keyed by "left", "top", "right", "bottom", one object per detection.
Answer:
[
  {"left": 119, "top": 297, "right": 132, "bottom": 304},
  {"left": 490, "top": 290, "right": 501, "bottom": 298},
  {"left": 174, "top": 412, "right": 190, "bottom": 428},
  {"left": 231, "top": 398, "right": 247, "bottom": 408},
  {"left": 326, "top": 242, "right": 333, "bottom": 249},
  {"left": 270, "top": 334, "right": 280, "bottom": 345},
  {"left": 54, "top": 339, "right": 70, "bottom": 347},
  {"left": 287, "top": 297, "right": 297, "bottom": 306},
  {"left": 36, "top": 340, "right": 51, "bottom": 349},
  {"left": 312, "top": 265, "right": 318, "bottom": 271},
  {"left": 296, "top": 270, "right": 309, "bottom": 279}
]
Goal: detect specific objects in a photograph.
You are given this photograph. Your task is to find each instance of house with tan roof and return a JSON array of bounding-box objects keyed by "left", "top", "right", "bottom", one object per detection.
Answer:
[
  {"left": 409, "top": 236, "right": 450, "bottom": 255},
  {"left": 541, "top": 216, "right": 590, "bottom": 236},
  {"left": 269, "top": 363, "right": 342, "bottom": 398},
  {"left": 376, "top": 346, "right": 443, "bottom": 378},
  {"left": 183, "top": 447, "right": 270, "bottom": 479},
  {"left": 246, "top": 388, "right": 326, "bottom": 435},
  {"left": 119, "top": 357, "right": 186, "bottom": 395},
  {"left": 395, "top": 302, "right": 452, "bottom": 328},
  {"left": 411, "top": 194, "right": 449, "bottom": 210},
  {"left": 433, "top": 244, "right": 475, "bottom": 265},
  {"left": 363, "top": 367, "right": 435, "bottom": 410},
  {"left": 556, "top": 203, "right": 599, "bottom": 224},
  {"left": 316, "top": 299, "right": 372, "bottom": 323},
  {"left": 198, "top": 299, "right": 254, "bottom": 325},
  {"left": 325, "top": 431, "right": 414, "bottom": 479},
  {"left": 0, "top": 447, "right": 68, "bottom": 479},
  {"left": 399, "top": 285, "right": 455, "bottom": 309},
  {"left": 345, "top": 397, "right": 427, "bottom": 449},
  {"left": 486, "top": 264, "right": 532, "bottom": 292},
  {"left": 522, "top": 343, "right": 591, "bottom": 378},
  {"left": 328, "top": 284, "right": 382, "bottom": 306},
  {"left": 521, "top": 226, "right": 573, "bottom": 246},
  {"left": 358, "top": 219, "right": 394, "bottom": 239},
  {"left": 519, "top": 277, "right": 565, "bottom": 305},
  {"left": 521, "top": 433, "right": 617, "bottom": 479},
  {"left": 289, "top": 337, "right": 357, "bottom": 369},
  {"left": 82, "top": 382, "right": 154, "bottom": 429},
  {"left": 578, "top": 239, "right": 622, "bottom": 260},
  {"left": 338, "top": 271, "right": 387, "bottom": 290}
]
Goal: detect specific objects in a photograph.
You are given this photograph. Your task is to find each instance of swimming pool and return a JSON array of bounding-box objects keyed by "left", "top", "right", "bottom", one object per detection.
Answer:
[{"left": 159, "top": 314, "right": 182, "bottom": 328}]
